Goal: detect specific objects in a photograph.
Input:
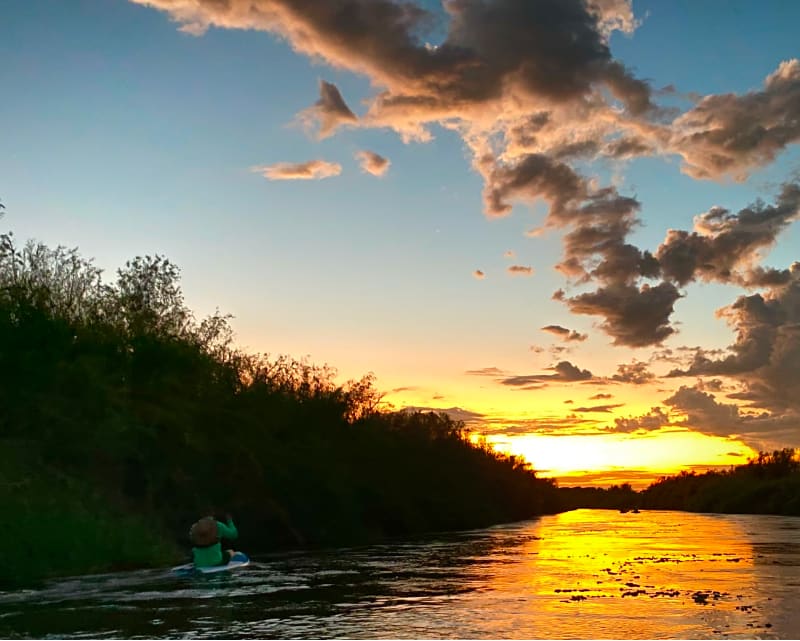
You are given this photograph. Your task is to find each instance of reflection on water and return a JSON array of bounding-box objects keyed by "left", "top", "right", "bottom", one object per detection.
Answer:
[{"left": 1, "top": 510, "right": 799, "bottom": 639}]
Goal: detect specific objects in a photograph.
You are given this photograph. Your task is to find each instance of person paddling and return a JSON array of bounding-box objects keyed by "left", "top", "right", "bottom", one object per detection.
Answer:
[{"left": 190, "top": 513, "right": 239, "bottom": 568}]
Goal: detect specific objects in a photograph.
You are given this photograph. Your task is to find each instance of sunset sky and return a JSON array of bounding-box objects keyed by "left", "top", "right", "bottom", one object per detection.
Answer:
[{"left": 2, "top": 0, "right": 799, "bottom": 486}]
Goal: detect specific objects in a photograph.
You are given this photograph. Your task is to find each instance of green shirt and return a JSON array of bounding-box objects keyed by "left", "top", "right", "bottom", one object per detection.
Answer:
[{"left": 191, "top": 518, "right": 238, "bottom": 567}]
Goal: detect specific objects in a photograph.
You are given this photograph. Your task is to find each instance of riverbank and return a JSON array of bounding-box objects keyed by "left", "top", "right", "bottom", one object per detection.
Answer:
[
  {"left": 0, "top": 238, "right": 561, "bottom": 588},
  {"left": 1, "top": 442, "right": 179, "bottom": 587},
  {"left": 2, "top": 441, "right": 559, "bottom": 588},
  {"left": 557, "top": 449, "right": 800, "bottom": 516}
]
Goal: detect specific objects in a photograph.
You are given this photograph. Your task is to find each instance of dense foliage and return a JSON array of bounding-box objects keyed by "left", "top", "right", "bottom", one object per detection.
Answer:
[
  {"left": 0, "top": 233, "right": 559, "bottom": 584},
  {"left": 557, "top": 483, "right": 639, "bottom": 512},
  {"left": 640, "top": 449, "right": 800, "bottom": 515},
  {"left": 557, "top": 450, "right": 800, "bottom": 515}
]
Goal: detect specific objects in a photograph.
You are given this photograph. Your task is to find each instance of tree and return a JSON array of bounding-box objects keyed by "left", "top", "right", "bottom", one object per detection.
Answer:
[{"left": 112, "top": 255, "right": 191, "bottom": 337}]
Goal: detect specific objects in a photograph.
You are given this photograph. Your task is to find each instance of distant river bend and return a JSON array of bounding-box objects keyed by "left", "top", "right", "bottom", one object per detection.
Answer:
[{"left": 2, "top": 510, "right": 799, "bottom": 639}]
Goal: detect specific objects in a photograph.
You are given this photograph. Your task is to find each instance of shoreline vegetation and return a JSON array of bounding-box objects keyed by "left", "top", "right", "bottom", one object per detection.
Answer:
[
  {"left": 0, "top": 235, "right": 560, "bottom": 587},
  {"left": 1, "top": 234, "right": 798, "bottom": 587},
  {"left": 559, "top": 447, "right": 800, "bottom": 515}
]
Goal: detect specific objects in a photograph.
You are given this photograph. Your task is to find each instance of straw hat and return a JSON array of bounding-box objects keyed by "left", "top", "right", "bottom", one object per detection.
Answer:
[{"left": 190, "top": 517, "right": 219, "bottom": 546}]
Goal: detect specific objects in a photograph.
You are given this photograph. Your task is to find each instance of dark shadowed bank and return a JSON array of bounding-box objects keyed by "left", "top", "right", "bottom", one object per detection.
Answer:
[{"left": 0, "top": 235, "right": 561, "bottom": 587}]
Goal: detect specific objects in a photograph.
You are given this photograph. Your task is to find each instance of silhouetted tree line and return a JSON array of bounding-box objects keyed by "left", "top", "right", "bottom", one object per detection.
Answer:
[
  {"left": 0, "top": 233, "right": 560, "bottom": 563},
  {"left": 557, "top": 483, "right": 639, "bottom": 511},
  {"left": 639, "top": 449, "right": 800, "bottom": 515},
  {"left": 557, "top": 451, "right": 800, "bottom": 516}
]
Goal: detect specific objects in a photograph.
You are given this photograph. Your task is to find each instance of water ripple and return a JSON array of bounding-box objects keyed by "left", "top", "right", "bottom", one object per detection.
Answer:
[{"left": 1, "top": 510, "right": 799, "bottom": 638}]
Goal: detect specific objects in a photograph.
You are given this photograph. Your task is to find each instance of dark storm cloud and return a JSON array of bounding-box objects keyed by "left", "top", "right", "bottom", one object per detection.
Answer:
[
  {"left": 541, "top": 324, "right": 588, "bottom": 342},
  {"left": 551, "top": 183, "right": 798, "bottom": 348},
  {"left": 671, "top": 59, "right": 800, "bottom": 180},
  {"left": 655, "top": 183, "right": 800, "bottom": 287},
  {"left": 696, "top": 378, "right": 725, "bottom": 392},
  {"left": 484, "top": 163, "right": 647, "bottom": 289},
  {"left": 605, "top": 383, "right": 799, "bottom": 448},
  {"left": 664, "top": 386, "right": 741, "bottom": 435},
  {"left": 564, "top": 282, "right": 682, "bottom": 347},
  {"left": 132, "top": 0, "right": 800, "bottom": 358},
  {"left": 134, "top": 0, "right": 653, "bottom": 122},
  {"left": 668, "top": 266, "right": 800, "bottom": 414},
  {"left": 662, "top": 385, "right": 800, "bottom": 450},
  {"left": 483, "top": 154, "right": 585, "bottom": 219},
  {"left": 430, "top": 0, "right": 653, "bottom": 112}
]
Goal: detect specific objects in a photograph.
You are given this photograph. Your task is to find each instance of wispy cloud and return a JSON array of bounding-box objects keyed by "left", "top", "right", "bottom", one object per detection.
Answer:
[
  {"left": 477, "top": 414, "right": 609, "bottom": 437},
  {"left": 507, "top": 264, "right": 534, "bottom": 276},
  {"left": 541, "top": 324, "right": 588, "bottom": 342},
  {"left": 465, "top": 366, "right": 508, "bottom": 377},
  {"left": 398, "top": 405, "right": 485, "bottom": 425},
  {"left": 572, "top": 403, "right": 624, "bottom": 413},
  {"left": 501, "top": 361, "right": 594, "bottom": 386},
  {"left": 252, "top": 160, "right": 342, "bottom": 180},
  {"left": 611, "top": 360, "right": 655, "bottom": 385}
]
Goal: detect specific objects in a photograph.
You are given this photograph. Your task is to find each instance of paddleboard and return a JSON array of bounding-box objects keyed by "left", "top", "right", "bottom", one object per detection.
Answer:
[{"left": 172, "top": 552, "right": 250, "bottom": 576}]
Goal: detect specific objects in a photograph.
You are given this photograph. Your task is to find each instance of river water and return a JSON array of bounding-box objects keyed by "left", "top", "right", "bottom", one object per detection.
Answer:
[{"left": 2, "top": 510, "right": 799, "bottom": 639}]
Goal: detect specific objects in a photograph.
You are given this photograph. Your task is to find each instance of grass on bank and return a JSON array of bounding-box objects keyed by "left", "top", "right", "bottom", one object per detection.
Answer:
[{"left": 1, "top": 441, "right": 178, "bottom": 588}]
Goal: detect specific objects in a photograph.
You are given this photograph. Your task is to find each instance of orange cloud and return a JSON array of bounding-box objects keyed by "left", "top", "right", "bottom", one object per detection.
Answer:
[
  {"left": 300, "top": 79, "right": 358, "bottom": 139},
  {"left": 670, "top": 59, "right": 800, "bottom": 181},
  {"left": 252, "top": 159, "right": 342, "bottom": 180},
  {"left": 507, "top": 264, "right": 533, "bottom": 276},
  {"left": 541, "top": 324, "right": 587, "bottom": 342},
  {"left": 355, "top": 150, "right": 391, "bottom": 177},
  {"left": 132, "top": 0, "right": 800, "bottom": 446}
]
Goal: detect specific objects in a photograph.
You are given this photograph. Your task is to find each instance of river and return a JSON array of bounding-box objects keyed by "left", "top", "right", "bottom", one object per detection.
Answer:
[{"left": 1, "top": 510, "right": 799, "bottom": 639}]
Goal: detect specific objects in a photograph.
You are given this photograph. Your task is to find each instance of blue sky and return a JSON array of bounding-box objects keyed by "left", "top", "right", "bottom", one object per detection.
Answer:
[{"left": 2, "top": 0, "right": 799, "bottom": 483}]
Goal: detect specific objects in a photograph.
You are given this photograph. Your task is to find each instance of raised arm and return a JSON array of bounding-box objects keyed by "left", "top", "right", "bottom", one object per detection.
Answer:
[{"left": 216, "top": 516, "right": 238, "bottom": 540}]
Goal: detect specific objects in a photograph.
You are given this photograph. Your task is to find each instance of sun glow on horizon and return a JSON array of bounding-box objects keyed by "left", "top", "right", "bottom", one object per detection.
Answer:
[
  {"left": 482, "top": 430, "right": 756, "bottom": 488},
  {"left": 381, "top": 375, "right": 761, "bottom": 487}
]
